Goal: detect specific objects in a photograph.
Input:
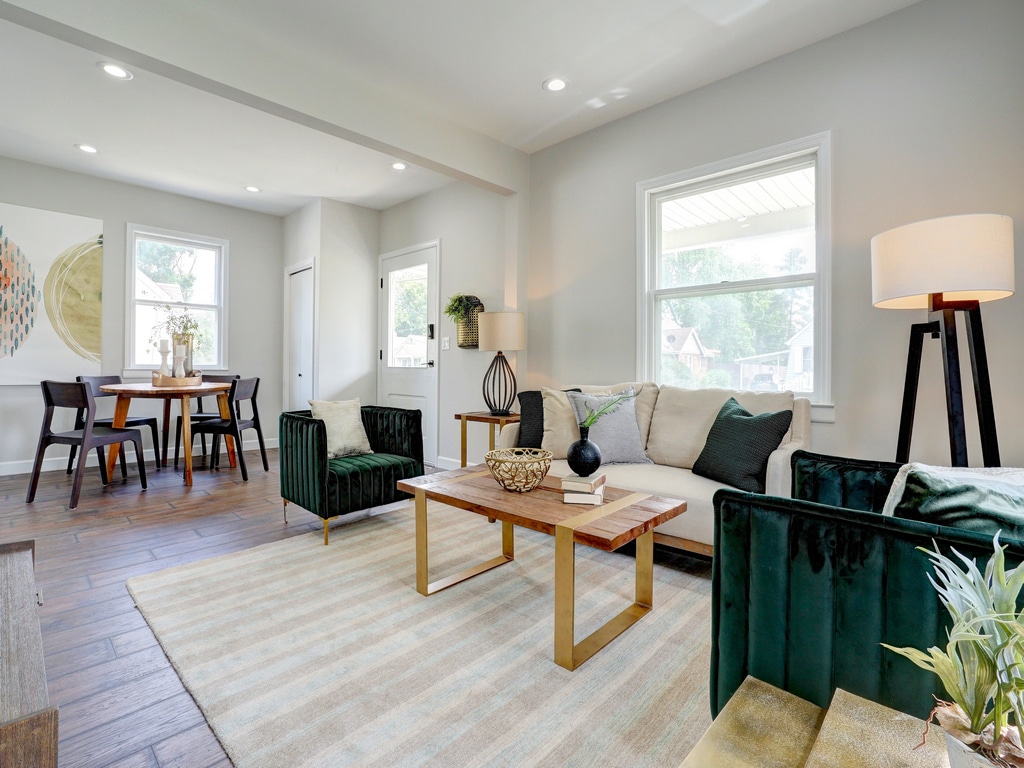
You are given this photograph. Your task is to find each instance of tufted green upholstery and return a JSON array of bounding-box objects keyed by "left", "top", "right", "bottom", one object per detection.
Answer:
[
  {"left": 710, "top": 450, "right": 1024, "bottom": 721},
  {"left": 279, "top": 407, "right": 424, "bottom": 544}
]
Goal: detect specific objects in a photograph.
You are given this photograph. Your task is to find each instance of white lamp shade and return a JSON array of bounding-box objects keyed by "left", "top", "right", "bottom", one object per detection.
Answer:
[
  {"left": 870, "top": 214, "right": 1014, "bottom": 309},
  {"left": 477, "top": 311, "right": 525, "bottom": 351}
]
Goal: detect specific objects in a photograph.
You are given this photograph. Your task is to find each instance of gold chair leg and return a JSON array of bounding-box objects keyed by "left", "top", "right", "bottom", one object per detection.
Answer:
[
  {"left": 283, "top": 499, "right": 288, "bottom": 523},
  {"left": 323, "top": 519, "right": 330, "bottom": 546}
]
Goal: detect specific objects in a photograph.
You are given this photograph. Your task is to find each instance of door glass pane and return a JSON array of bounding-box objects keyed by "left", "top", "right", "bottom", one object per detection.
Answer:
[
  {"left": 656, "top": 286, "right": 813, "bottom": 392},
  {"left": 388, "top": 264, "right": 428, "bottom": 368}
]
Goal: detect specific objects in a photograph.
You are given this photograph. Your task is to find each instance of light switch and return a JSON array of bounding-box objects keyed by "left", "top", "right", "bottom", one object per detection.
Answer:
[{"left": 441, "top": 337, "right": 451, "bottom": 350}]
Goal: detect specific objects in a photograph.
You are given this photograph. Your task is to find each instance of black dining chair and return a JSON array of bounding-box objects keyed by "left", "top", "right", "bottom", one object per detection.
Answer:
[
  {"left": 172, "top": 373, "right": 240, "bottom": 469},
  {"left": 27, "top": 381, "right": 148, "bottom": 509},
  {"left": 189, "top": 377, "right": 268, "bottom": 481},
  {"left": 67, "top": 375, "right": 161, "bottom": 475}
]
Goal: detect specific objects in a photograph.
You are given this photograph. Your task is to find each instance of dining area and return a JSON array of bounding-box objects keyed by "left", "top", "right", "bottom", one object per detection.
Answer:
[{"left": 25, "top": 373, "right": 269, "bottom": 509}]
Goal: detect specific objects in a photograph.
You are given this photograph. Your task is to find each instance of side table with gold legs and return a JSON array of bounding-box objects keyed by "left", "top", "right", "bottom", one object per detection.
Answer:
[{"left": 453, "top": 411, "right": 521, "bottom": 467}]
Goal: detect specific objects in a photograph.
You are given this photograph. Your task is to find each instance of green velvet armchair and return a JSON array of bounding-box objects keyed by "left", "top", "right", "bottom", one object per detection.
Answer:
[
  {"left": 710, "top": 449, "right": 1024, "bottom": 720},
  {"left": 279, "top": 406, "right": 424, "bottom": 544}
]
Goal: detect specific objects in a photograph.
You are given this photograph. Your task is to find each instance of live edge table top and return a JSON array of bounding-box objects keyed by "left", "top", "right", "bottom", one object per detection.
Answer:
[{"left": 397, "top": 466, "right": 687, "bottom": 551}]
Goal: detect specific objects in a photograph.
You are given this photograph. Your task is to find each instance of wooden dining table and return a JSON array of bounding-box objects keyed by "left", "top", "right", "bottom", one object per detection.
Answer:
[{"left": 99, "top": 381, "right": 236, "bottom": 486}]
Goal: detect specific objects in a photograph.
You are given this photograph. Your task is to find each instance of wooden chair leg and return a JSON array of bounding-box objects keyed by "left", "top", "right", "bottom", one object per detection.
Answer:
[
  {"left": 96, "top": 447, "right": 110, "bottom": 486},
  {"left": 25, "top": 442, "right": 48, "bottom": 503},
  {"left": 66, "top": 445, "right": 77, "bottom": 475},
  {"left": 70, "top": 449, "right": 90, "bottom": 509},
  {"left": 147, "top": 421, "right": 160, "bottom": 471},
  {"left": 134, "top": 436, "right": 148, "bottom": 490},
  {"left": 234, "top": 431, "right": 248, "bottom": 481},
  {"left": 119, "top": 442, "right": 129, "bottom": 479},
  {"left": 174, "top": 418, "right": 182, "bottom": 469}
]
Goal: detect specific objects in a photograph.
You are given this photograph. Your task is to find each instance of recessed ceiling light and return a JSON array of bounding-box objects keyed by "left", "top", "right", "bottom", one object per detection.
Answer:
[
  {"left": 245, "top": 186, "right": 260, "bottom": 193},
  {"left": 98, "top": 62, "right": 133, "bottom": 80},
  {"left": 542, "top": 78, "right": 567, "bottom": 93},
  {"left": 392, "top": 162, "right": 408, "bottom": 171},
  {"left": 76, "top": 144, "right": 98, "bottom": 154}
]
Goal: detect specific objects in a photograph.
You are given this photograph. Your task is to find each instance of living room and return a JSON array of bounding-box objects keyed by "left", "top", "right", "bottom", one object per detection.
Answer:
[{"left": 1, "top": 0, "right": 1023, "bottom": 766}]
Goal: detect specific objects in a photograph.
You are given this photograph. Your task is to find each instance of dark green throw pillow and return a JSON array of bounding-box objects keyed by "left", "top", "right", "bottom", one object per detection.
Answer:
[
  {"left": 893, "top": 467, "right": 1024, "bottom": 539},
  {"left": 692, "top": 397, "right": 793, "bottom": 493}
]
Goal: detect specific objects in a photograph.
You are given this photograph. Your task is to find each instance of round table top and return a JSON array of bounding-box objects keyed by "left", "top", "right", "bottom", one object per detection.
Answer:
[{"left": 99, "top": 381, "right": 231, "bottom": 397}]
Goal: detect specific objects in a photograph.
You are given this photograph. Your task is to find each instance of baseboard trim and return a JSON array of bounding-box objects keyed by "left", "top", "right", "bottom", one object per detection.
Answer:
[{"left": 0, "top": 437, "right": 279, "bottom": 477}]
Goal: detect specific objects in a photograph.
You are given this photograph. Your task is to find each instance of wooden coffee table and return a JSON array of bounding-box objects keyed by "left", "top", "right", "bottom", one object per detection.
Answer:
[{"left": 397, "top": 467, "right": 687, "bottom": 670}]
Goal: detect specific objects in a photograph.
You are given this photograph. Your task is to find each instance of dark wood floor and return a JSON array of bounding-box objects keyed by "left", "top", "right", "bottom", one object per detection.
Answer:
[{"left": 0, "top": 448, "right": 322, "bottom": 768}]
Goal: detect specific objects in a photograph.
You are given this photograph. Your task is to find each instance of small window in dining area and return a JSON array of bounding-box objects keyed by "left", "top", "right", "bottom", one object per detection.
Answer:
[{"left": 126, "top": 224, "right": 227, "bottom": 371}]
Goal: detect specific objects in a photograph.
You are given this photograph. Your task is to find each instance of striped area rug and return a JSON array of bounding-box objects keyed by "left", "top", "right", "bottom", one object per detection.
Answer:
[{"left": 126, "top": 503, "right": 713, "bottom": 768}]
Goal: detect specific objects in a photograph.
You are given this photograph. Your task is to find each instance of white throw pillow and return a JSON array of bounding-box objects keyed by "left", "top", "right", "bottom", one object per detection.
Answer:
[
  {"left": 309, "top": 398, "right": 373, "bottom": 458},
  {"left": 541, "top": 387, "right": 580, "bottom": 459}
]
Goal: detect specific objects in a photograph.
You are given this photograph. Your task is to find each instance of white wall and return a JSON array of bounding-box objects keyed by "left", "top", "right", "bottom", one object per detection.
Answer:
[
  {"left": 283, "top": 198, "right": 380, "bottom": 407},
  {"left": 380, "top": 181, "right": 511, "bottom": 467},
  {"left": 528, "top": 0, "right": 1024, "bottom": 466},
  {"left": 0, "top": 155, "right": 283, "bottom": 474}
]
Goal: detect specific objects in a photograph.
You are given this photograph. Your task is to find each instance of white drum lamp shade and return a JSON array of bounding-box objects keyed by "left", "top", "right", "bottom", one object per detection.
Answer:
[
  {"left": 478, "top": 312, "right": 526, "bottom": 416},
  {"left": 871, "top": 214, "right": 1014, "bottom": 309}
]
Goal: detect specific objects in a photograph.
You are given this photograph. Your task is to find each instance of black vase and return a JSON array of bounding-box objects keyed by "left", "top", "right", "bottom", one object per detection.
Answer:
[{"left": 566, "top": 426, "right": 602, "bottom": 477}]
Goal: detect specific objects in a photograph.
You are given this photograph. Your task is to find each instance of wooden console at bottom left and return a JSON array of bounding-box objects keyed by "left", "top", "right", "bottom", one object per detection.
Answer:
[{"left": 0, "top": 540, "right": 58, "bottom": 768}]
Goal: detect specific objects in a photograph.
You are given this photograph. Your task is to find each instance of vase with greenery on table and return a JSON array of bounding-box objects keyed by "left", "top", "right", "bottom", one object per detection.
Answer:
[
  {"left": 151, "top": 306, "right": 203, "bottom": 376},
  {"left": 883, "top": 534, "right": 1024, "bottom": 767},
  {"left": 566, "top": 391, "right": 635, "bottom": 477},
  {"left": 444, "top": 293, "right": 484, "bottom": 348}
]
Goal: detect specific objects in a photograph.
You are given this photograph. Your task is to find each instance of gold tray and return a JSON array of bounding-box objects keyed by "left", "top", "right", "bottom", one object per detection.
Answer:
[{"left": 151, "top": 371, "right": 202, "bottom": 387}]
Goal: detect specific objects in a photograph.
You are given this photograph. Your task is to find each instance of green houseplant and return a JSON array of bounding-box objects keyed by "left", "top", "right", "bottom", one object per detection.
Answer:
[
  {"left": 883, "top": 534, "right": 1024, "bottom": 766},
  {"left": 443, "top": 294, "right": 484, "bottom": 348}
]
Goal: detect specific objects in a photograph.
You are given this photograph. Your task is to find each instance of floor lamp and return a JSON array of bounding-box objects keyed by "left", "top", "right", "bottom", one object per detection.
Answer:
[
  {"left": 478, "top": 311, "right": 525, "bottom": 416},
  {"left": 870, "top": 213, "right": 1014, "bottom": 467}
]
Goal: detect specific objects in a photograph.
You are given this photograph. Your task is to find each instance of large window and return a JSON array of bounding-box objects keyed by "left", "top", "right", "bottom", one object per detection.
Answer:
[
  {"left": 126, "top": 224, "right": 227, "bottom": 372},
  {"left": 639, "top": 134, "right": 830, "bottom": 403}
]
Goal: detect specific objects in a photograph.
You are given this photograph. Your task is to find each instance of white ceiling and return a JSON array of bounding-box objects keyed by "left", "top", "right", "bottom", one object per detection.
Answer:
[{"left": 0, "top": 0, "right": 920, "bottom": 216}]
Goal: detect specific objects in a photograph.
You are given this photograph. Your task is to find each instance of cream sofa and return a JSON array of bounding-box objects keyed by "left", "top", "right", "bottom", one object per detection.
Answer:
[{"left": 498, "top": 382, "right": 811, "bottom": 555}]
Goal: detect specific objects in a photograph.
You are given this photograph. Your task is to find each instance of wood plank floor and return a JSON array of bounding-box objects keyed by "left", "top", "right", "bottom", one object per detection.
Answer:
[
  {"left": 0, "top": 448, "right": 325, "bottom": 768},
  {"left": 2, "top": 450, "right": 706, "bottom": 768}
]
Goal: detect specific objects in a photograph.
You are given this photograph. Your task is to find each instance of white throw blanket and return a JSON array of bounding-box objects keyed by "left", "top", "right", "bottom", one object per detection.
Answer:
[{"left": 882, "top": 463, "right": 1024, "bottom": 517}]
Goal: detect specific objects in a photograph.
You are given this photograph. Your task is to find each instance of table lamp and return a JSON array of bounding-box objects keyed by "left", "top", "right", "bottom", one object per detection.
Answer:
[
  {"left": 478, "top": 311, "right": 526, "bottom": 416},
  {"left": 870, "top": 213, "right": 1014, "bottom": 466}
]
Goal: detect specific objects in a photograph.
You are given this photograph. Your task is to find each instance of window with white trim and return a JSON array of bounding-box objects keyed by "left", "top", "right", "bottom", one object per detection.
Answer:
[
  {"left": 126, "top": 224, "right": 228, "bottom": 371},
  {"left": 639, "top": 135, "right": 830, "bottom": 401}
]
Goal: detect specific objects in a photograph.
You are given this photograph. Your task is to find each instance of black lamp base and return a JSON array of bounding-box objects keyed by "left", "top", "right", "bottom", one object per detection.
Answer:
[{"left": 483, "top": 351, "right": 517, "bottom": 416}]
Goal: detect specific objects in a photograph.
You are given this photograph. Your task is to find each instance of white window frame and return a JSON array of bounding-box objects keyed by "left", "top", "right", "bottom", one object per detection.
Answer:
[
  {"left": 636, "top": 133, "right": 833, "bottom": 421},
  {"left": 124, "top": 223, "right": 229, "bottom": 375}
]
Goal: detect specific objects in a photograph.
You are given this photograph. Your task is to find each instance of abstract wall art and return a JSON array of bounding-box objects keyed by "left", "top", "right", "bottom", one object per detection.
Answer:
[{"left": 0, "top": 201, "right": 103, "bottom": 385}]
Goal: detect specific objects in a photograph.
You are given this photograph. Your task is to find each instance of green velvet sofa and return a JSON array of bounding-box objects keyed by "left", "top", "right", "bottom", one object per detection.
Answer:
[
  {"left": 710, "top": 449, "right": 1024, "bottom": 721},
  {"left": 279, "top": 406, "right": 424, "bottom": 544}
]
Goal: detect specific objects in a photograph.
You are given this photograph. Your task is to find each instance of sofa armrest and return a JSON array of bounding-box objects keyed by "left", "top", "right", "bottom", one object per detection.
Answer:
[
  {"left": 279, "top": 410, "right": 329, "bottom": 517},
  {"left": 764, "top": 396, "right": 811, "bottom": 497},
  {"left": 498, "top": 422, "right": 520, "bottom": 449},
  {"left": 361, "top": 406, "right": 424, "bottom": 468}
]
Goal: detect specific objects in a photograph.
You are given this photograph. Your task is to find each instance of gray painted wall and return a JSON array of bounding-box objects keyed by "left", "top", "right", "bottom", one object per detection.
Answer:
[
  {"left": 0, "top": 155, "right": 283, "bottom": 474},
  {"left": 380, "top": 181, "right": 510, "bottom": 467},
  {"left": 527, "top": 0, "right": 1024, "bottom": 466}
]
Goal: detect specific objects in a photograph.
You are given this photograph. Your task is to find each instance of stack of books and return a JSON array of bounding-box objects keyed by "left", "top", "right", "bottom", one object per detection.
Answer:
[{"left": 561, "top": 472, "right": 607, "bottom": 505}]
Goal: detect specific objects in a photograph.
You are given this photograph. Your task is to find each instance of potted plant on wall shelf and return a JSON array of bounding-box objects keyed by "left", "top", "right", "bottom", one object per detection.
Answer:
[
  {"left": 444, "top": 294, "right": 484, "bottom": 348},
  {"left": 883, "top": 534, "right": 1024, "bottom": 767}
]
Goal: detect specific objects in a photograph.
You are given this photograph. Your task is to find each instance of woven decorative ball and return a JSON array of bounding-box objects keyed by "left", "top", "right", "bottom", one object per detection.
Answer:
[{"left": 485, "top": 448, "right": 552, "bottom": 493}]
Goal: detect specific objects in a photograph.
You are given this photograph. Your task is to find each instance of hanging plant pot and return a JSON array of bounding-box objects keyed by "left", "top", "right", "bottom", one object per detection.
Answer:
[{"left": 456, "top": 296, "right": 484, "bottom": 348}]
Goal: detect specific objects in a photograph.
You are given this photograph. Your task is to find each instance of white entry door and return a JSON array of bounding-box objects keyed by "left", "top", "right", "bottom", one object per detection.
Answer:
[
  {"left": 378, "top": 243, "right": 439, "bottom": 465},
  {"left": 287, "top": 265, "right": 314, "bottom": 410}
]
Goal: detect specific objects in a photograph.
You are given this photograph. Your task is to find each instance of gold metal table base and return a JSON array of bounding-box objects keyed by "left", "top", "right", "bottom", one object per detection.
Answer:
[
  {"left": 554, "top": 526, "right": 653, "bottom": 670},
  {"left": 414, "top": 483, "right": 656, "bottom": 670},
  {"left": 415, "top": 488, "right": 514, "bottom": 595}
]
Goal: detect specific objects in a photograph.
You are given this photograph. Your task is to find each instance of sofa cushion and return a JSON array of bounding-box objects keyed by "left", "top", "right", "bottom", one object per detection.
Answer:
[
  {"left": 309, "top": 398, "right": 373, "bottom": 458},
  {"left": 327, "top": 453, "right": 421, "bottom": 514},
  {"left": 566, "top": 388, "right": 652, "bottom": 465},
  {"left": 883, "top": 463, "right": 1024, "bottom": 538},
  {"left": 546, "top": 459, "right": 724, "bottom": 546},
  {"left": 691, "top": 398, "right": 793, "bottom": 493},
  {"left": 646, "top": 387, "right": 794, "bottom": 469},
  {"left": 516, "top": 388, "right": 580, "bottom": 449},
  {"left": 542, "top": 382, "right": 659, "bottom": 458}
]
